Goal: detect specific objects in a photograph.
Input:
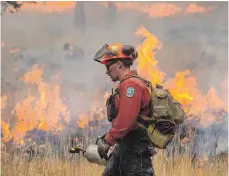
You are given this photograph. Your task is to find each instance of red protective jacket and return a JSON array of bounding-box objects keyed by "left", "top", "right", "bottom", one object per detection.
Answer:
[{"left": 105, "top": 70, "right": 151, "bottom": 146}]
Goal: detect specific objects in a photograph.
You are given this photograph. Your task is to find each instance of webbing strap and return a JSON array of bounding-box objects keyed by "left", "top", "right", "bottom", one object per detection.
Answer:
[
  {"left": 120, "top": 74, "right": 152, "bottom": 89},
  {"left": 137, "top": 115, "right": 156, "bottom": 128}
]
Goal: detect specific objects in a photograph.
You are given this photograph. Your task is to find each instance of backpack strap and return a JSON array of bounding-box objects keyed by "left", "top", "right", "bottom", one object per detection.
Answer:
[{"left": 120, "top": 74, "right": 152, "bottom": 89}]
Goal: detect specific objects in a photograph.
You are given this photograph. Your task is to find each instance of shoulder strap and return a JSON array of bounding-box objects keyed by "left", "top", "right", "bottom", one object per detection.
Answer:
[{"left": 120, "top": 74, "right": 152, "bottom": 89}]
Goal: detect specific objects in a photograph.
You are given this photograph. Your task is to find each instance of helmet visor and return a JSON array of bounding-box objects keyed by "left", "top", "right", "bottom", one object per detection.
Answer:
[
  {"left": 93, "top": 44, "right": 118, "bottom": 63},
  {"left": 93, "top": 44, "right": 108, "bottom": 63}
]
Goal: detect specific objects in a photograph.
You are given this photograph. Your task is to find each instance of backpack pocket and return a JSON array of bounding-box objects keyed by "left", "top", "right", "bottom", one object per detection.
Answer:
[
  {"left": 151, "top": 89, "right": 173, "bottom": 121},
  {"left": 171, "top": 100, "right": 185, "bottom": 124},
  {"left": 147, "top": 122, "right": 174, "bottom": 149}
]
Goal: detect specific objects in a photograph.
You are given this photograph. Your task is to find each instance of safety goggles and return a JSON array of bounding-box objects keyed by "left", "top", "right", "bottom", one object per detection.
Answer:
[{"left": 105, "top": 60, "right": 118, "bottom": 71}]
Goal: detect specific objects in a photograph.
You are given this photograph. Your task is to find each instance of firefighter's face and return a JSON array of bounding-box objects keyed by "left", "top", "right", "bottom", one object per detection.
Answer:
[{"left": 105, "top": 60, "right": 119, "bottom": 82}]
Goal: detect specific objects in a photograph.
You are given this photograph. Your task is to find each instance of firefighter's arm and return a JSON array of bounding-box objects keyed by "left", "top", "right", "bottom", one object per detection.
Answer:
[{"left": 105, "top": 80, "right": 143, "bottom": 146}]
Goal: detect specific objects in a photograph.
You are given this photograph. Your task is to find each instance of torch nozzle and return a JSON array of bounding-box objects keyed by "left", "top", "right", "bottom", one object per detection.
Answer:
[{"left": 69, "top": 144, "right": 86, "bottom": 154}]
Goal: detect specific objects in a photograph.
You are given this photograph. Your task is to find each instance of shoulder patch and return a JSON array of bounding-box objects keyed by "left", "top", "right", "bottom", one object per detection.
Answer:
[{"left": 126, "top": 87, "right": 135, "bottom": 98}]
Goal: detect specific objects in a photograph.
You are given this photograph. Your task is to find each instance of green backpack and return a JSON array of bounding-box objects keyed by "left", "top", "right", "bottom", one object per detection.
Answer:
[
  {"left": 121, "top": 75, "right": 185, "bottom": 149},
  {"left": 143, "top": 84, "right": 185, "bottom": 149}
]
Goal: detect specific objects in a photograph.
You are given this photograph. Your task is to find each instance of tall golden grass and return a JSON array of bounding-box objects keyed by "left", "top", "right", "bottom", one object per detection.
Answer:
[{"left": 1, "top": 145, "right": 228, "bottom": 176}]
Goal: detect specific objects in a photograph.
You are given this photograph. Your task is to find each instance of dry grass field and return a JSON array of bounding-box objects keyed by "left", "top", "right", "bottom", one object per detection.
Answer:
[{"left": 1, "top": 146, "right": 228, "bottom": 176}]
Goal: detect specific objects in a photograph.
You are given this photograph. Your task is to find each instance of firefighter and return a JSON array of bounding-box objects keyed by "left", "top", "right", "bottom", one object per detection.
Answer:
[{"left": 94, "top": 43, "right": 155, "bottom": 176}]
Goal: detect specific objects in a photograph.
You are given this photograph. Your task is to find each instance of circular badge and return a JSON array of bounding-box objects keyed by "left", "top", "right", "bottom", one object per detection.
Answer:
[{"left": 126, "top": 87, "right": 135, "bottom": 98}]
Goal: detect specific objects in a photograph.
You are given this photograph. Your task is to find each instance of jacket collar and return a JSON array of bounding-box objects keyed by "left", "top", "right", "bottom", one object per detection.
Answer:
[{"left": 121, "top": 70, "right": 138, "bottom": 82}]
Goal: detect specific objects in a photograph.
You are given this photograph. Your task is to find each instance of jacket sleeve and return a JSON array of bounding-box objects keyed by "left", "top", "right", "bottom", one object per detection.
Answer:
[{"left": 105, "top": 80, "right": 143, "bottom": 146}]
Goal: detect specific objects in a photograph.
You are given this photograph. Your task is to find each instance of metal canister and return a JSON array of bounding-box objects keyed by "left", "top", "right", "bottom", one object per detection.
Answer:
[{"left": 84, "top": 144, "right": 112, "bottom": 166}]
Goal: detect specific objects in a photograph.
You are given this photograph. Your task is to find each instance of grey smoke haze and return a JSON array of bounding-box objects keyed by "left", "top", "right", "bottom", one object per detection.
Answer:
[{"left": 1, "top": 2, "right": 228, "bottom": 121}]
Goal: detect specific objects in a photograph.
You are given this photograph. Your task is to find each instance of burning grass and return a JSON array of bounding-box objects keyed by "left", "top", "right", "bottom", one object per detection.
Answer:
[
  {"left": 1, "top": 145, "right": 227, "bottom": 176},
  {"left": 1, "top": 13, "right": 228, "bottom": 176}
]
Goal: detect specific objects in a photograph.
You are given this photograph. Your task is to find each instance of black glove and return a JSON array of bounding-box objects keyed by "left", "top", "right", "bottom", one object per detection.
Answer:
[{"left": 97, "top": 136, "right": 111, "bottom": 160}]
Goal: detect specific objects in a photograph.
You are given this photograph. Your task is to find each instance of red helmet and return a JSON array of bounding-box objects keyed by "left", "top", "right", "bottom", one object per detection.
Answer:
[{"left": 93, "top": 43, "right": 138, "bottom": 64}]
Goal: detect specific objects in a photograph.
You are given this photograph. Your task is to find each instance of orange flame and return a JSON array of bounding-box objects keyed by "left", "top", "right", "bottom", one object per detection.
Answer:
[
  {"left": 21, "top": 64, "right": 43, "bottom": 84},
  {"left": 19, "top": 2, "right": 76, "bottom": 13},
  {"left": 105, "top": 2, "right": 182, "bottom": 17},
  {"left": 76, "top": 105, "right": 106, "bottom": 128},
  {"left": 11, "top": 2, "right": 215, "bottom": 16},
  {"left": 164, "top": 70, "right": 197, "bottom": 110},
  {"left": 1, "top": 121, "right": 13, "bottom": 142},
  {"left": 186, "top": 3, "right": 214, "bottom": 14},
  {"left": 76, "top": 113, "right": 89, "bottom": 128},
  {"left": 104, "top": 91, "right": 110, "bottom": 100},
  {"left": 38, "top": 119, "right": 49, "bottom": 131},
  {"left": 4, "top": 65, "right": 70, "bottom": 144},
  {"left": 198, "top": 154, "right": 208, "bottom": 169},
  {"left": 135, "top": 26, "right": 165, "bottom": 85},
  {"left": 104, "top": 91, "right": 110, "bottom": 105},
  {"left": 101, "top": 2, "right": 215, "bottom": 17}
]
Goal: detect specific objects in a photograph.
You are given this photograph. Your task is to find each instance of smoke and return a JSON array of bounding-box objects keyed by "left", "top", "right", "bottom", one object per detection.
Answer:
[
  {"left": 215, "top": 116, "right": 228, "bottom": 155},
  {"left": 1, "top": 2, "right": 228, "bottom": 151},
  {"left": 192, "top": 116, "right": 228, "bottom": 159}
]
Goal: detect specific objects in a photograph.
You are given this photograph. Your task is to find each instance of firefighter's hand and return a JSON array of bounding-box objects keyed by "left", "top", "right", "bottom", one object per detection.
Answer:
[{"left": 97, "top": 137, "right": 111, "bottom": 160}]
